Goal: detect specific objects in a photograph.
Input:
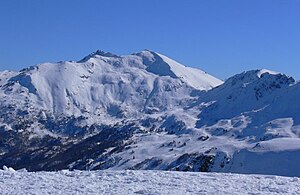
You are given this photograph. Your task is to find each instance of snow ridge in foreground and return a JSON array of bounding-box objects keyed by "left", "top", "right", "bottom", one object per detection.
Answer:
[{"left": 0, "top": 169, "right": 299, "bottom": 195}]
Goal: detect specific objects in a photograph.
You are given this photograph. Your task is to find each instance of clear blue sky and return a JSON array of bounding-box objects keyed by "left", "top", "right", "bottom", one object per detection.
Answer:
[{"left": 1, "top": 0, "right": 300, "bottom": 80}]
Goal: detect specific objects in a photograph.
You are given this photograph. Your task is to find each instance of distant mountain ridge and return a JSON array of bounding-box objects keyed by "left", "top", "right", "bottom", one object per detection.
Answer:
[{"left": 0, "top": 50, "right": 300, "bottom": 177}]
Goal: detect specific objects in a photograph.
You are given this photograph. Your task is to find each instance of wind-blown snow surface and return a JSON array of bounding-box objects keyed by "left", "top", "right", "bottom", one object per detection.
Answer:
[
  {"left": 1, "top": 50, "right": 300, "bottom": 177},
  {"left": 1, "top": 169, "right": 300, "bottom": 195}
]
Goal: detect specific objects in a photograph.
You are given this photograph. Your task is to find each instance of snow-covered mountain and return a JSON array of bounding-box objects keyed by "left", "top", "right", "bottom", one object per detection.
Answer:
[
  {"left": 0, "top": 50, "right": 300, "bottom": 177},
  {"left": 0, "top": 50, "right": 221, "bottom": 120}
]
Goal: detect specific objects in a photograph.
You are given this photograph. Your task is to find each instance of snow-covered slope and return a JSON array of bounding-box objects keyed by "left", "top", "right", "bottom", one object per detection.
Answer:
[
  {"left": 0, "top": 50, "right": 222, "bottom": 119},
  {"left": 1, "top": 50, "right": 300, "bottom": 177},
  {"left": 138, "top": 50, "right": 223, "bottom": 90},
  {"left": 1, "top": 169, "right": 300, "bottom": 195}
]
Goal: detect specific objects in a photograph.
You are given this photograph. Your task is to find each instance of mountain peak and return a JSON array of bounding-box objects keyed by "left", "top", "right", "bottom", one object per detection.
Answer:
[
  {"left": 256, "top": 69, "right": 280, "bottom": 78},
  {"left": 225, "top": 69, "right": 295, "bottom": 87},
  {"left": 78, "top": 50, "right": 120, "bottom": 62},
  {"left": 132, "top": 50, "right": 223, "bottom": 90},
  {"left": 92, "top": 50, "right": 119, "bottom": 58}
]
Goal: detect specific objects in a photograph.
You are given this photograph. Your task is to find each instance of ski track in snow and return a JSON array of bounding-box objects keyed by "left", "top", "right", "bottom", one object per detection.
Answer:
[{"left": 1, "top": 169, "right": 300, "bottom": 195}]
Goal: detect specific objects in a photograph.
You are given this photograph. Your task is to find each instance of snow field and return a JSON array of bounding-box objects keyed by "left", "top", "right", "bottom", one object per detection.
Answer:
[{"left": 0, "top": 169, "right": 300, "bottom": 194}]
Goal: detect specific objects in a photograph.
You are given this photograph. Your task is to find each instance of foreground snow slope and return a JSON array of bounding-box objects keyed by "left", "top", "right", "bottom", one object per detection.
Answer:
[{"left": 1, "top": 169, "right": 299, "bottom": 195}]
